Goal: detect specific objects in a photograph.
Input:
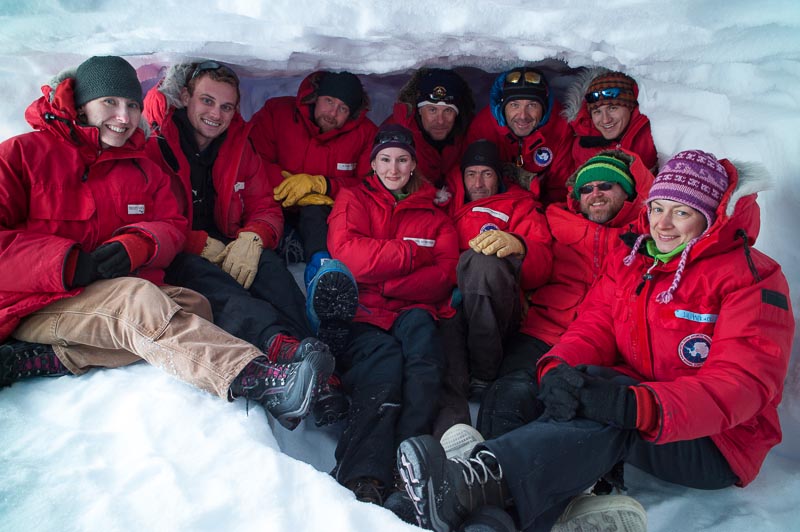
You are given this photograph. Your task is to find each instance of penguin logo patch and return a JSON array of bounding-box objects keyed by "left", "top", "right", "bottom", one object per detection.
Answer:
[
  {"left": 480, "top": 223, "right": 500, "bottom": 233},
  {"left": 678, "top": 334, "right": 711, "bottom": 367},
  {"left": 534, "top": 147, "right": 553, "bottom": 167}
]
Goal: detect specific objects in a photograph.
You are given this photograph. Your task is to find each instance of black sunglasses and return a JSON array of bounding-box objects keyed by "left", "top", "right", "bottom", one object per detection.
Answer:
[
  {"left": 374, "top": 129, "right": 414, "bottom": 147},
  {"left": 190, "top": 61, "right": 240, "bottom": 84},
  {"left": 577, "top": 182, "right": 617, "bottom": 195}
]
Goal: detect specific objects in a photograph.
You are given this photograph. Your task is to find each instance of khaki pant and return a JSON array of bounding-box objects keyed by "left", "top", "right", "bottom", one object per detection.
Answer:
[{"left": 13, "top": 277, "right": 261, "bottom": 399}]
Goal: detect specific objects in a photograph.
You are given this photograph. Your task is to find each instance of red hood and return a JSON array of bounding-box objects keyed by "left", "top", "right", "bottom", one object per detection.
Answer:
[
  {"left": 294, "top": 71, "right": 372, "bottom": 142},
  {"left": 25, "top": 77, "right": 148, "bottom": 156}
]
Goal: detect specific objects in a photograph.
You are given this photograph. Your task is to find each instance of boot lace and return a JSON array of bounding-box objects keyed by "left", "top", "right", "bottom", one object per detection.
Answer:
[{"left": 452, "top": 449, "right": 504, "bottom": 510}]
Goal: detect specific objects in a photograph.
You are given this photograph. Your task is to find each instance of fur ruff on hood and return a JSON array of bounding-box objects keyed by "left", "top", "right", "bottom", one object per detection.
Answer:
[
  {"left": 395, "top": 67, "right": 476, "bottom": 138},
  {"left": 48, "top": 64, "right": 152, "bottom": 137},
  {"left": 561, "top": 66, "right": 612, "bottom": 123}
]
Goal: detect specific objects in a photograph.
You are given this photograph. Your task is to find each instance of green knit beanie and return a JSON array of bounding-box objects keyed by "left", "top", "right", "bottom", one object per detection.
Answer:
[
  {"left": 573, "top": 154, "right": 635, "bottom": 200},
  {"left": 74, "top": 56, "right": 143, "bottom": 108}
]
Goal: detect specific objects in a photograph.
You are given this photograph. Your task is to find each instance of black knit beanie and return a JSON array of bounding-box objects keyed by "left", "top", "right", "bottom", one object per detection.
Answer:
[
  {"left": 316, "top": 71, "right": 364, "bottom": 113},
  {"left": 74, "top": 56, "right": 143, "bottom": 108},
  {"left": 461, "top": 139, "right": 502, "bottom": 178}
]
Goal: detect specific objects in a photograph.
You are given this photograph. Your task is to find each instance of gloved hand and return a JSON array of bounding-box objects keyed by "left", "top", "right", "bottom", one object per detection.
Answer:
[
  {"left": 537, "top": 364, "right": 586, "bottom": 421},
  {"left": 274, "top": 171, "right": 327, "bottom": 207},
  {"left": 296, "top": 193, "right": 334, "bottom": 207},
  {"left": 71, "top": 250, "right": 98, "bottom": 288},
  {"left": 200, "top": 236, "right": 227, "bottom": 262},
  {"left": 469, "top": 230, "right": 525, "bottom": 258},
  {"left": 217, "top": 232, "right": 263, "bottom": 289},
  {"left": 92, "top": 242, "right": 131, "bottom": 279},
  {"left": 577, "top": 372, "right": 638, "bottom": 429}
]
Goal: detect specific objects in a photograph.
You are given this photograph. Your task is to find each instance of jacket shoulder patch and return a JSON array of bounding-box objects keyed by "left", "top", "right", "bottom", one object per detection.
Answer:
[{"left": 762, "top": 289, "right": 788, "bottom": 310}]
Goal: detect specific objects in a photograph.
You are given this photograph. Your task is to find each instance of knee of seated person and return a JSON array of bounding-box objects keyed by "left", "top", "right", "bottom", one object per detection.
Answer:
[{"left": 457, "top": 252, "right": 512, "bottom": 286}]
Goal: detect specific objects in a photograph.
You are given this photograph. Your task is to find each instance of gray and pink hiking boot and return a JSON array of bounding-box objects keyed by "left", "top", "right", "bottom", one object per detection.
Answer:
[
  {"left": 231, "top": 345, "right": 334, "bottom": 430},
  {"left": 1, "top": 340, "right": 69, "bottom": 388}
]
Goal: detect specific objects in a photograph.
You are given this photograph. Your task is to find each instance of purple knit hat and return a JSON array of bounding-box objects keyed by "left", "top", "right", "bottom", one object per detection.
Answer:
[
  {"left": 647, "top": 150, "right": 729, "bottom": 231},
  {"left": 625, "top": 150, "right": 730, "bottom": 305}
]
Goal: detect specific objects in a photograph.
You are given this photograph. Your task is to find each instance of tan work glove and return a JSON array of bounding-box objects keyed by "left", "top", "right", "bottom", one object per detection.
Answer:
[
  {"left": 200, "top": 236, "right": 227, "bottom": 262},
  {"left": 469, "top": 230, "right": 525, "bottom": 258},
  {"left": 217, "top": 232, "right": 263, "bottom": 289},
  {"left": 296, "top": 193, "right": 334, "bottom": 207},
  {"left": 274, "top": 171, "right": 327, "bottom": 207}
]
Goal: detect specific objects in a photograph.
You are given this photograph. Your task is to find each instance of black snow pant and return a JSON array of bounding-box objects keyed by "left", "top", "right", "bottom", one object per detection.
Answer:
[
  {"left": 433, "top": 251, "right": 521, "bottom": 436},
  {"left": 283, "top": 204, "right": 332, "bottom": 260},
  {"left": 334, "top": 309, "right": 444, "bottom": 488},
  {"left": 477, "top": 332, "right": 551, "bottom": 439},
  {"left": 164, "top": 250, "right": 311, "bottom": 352},
  {"left": 479, "top": 367, "right": 739, "bottom": 531}
]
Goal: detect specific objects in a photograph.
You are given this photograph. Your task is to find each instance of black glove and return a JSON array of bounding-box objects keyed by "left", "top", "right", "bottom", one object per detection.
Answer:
[
  {"left": 71, "top": 250, "right": 98, "bottom": 288},
  {"left": 92, "top": 242, "right": 131, "bottom": 279},
  {"left": 577, "top": 376, "right": 638, "bottom": 429},
  {"left": 537, "top": 364, "right": 586, "bottom": 421}
]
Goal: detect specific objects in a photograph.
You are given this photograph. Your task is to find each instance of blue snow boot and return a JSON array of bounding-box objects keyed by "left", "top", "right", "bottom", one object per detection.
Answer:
[
  {"left": 306, "top": 259, "right": 358, "bottom": 356},
  {"left": 304, "top": 250, "right": 331, "bottom": 289}
]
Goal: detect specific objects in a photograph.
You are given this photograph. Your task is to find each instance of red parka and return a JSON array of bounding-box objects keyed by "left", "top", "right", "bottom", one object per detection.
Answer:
[
  {"left": 523, "top": 151, "right": 654, "bottom": 345},
  {"left": 466, "top": 71, "right": 574, "bottom": 206},
  {"left": 539, "top": 159, "right": 794, "bottom": 486},
  {"left": 444, "top": 166, "right": 552, "bottom": 292},
  {"left": 143, "top": 64, "right": 282, "bottom": 254},
  {"left": 248, "top": 71, "right": 378, "bottom": 196},
  {"left": 327, "top": 174, "right": 459, "bottom": 331},
  {"left": 0, "top": 76, "right": 187, "bottom": 342},
  {"left": 562, "top": 68, "right": 657, "bottom": 173}
]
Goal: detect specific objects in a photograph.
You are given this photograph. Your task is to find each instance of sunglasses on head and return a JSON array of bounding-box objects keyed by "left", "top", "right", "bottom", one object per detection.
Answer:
[
  {"left": 190, "top": 61, "right": 240, "bottom": 84},
  {"left": 577, "top": 182, "right": 617, "bottom": 195},
  {"left": 584, "top": 87, "right": 629, "bottom": 104},
  {"left": 375, "top": 130, "right": 414, "bottom": 147},
  {"left": 505, "top": 70, "right": 542, "bottom": 86}
]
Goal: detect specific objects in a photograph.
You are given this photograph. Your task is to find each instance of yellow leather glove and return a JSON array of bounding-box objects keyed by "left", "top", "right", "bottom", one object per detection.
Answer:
[
  {"left": 200, "top": 236, "right": 227, "bottom": 262},
  {"left": 274, "top": 171, "right": 327, "bottom": 207},
  {"left": 217, "top": 232, "right": 263, "bottom": 289},
  {"left": 469, "top": 230, "right": 525, "bottom": 258},
  {"left": 296, "top": 193, "right": 334, "bottom": 207}
]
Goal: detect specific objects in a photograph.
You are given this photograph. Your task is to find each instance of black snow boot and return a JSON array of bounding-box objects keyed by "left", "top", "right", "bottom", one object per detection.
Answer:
[{"left": 1, "top": 340, "right": 69, "bottom": 388}]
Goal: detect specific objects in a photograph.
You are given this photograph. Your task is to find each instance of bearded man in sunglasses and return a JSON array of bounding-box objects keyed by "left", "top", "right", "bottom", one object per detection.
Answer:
[
  {"left": 466, "top": 66, "right": 574, "bottom": 205},
  {"left": 477, "top": 149, "right": 654, "bottom": 441},
  {"left": 563, "top": 69, "right": 658, "bottom": 173}
]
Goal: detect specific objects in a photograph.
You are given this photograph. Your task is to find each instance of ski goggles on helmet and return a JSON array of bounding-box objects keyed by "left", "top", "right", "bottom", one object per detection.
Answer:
[{"left": 504, "top": 69, "right": 543, "bottom": 86}]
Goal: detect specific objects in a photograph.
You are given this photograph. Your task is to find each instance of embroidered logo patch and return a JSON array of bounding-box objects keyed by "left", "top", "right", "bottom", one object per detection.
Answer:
[
  {"left": 534, "top": 147, "right": 553, "bottom": 167},
  {"left": 127, "top": 204, "right": 145, "bottom": 215},
  {"left": 480, "top": 223, "right": 500, "bottom": 233},
  {"left": 337, "top": 162, "right": 356, "bottom": 171},
  {"left": 678, "top": 334, "right": 711, "bottom": 367}
]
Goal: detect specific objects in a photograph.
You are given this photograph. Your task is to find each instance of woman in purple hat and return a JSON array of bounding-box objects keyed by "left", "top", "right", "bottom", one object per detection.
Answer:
[{"left": 395, "top": 149, "right": 794, "bottom": 532}]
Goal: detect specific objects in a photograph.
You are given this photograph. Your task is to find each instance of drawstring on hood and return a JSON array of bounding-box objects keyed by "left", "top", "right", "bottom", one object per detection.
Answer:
[{"left": 736, "top": 229, "right": 762, "bottom": 282}]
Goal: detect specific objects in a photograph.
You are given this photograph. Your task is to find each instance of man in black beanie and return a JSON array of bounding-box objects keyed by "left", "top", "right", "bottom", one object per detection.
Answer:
[
  {"left": 248, "top": 69, "right": 375, "bottom": 425},
  {"left": 249, "top": 71, "right": 376, "bottom": 289},
  {"left": 431, "top": 139, "right": 552, "bottom": 437},
  {"left": 383, "top": 67, "right": 476, "bottom": 189}
]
